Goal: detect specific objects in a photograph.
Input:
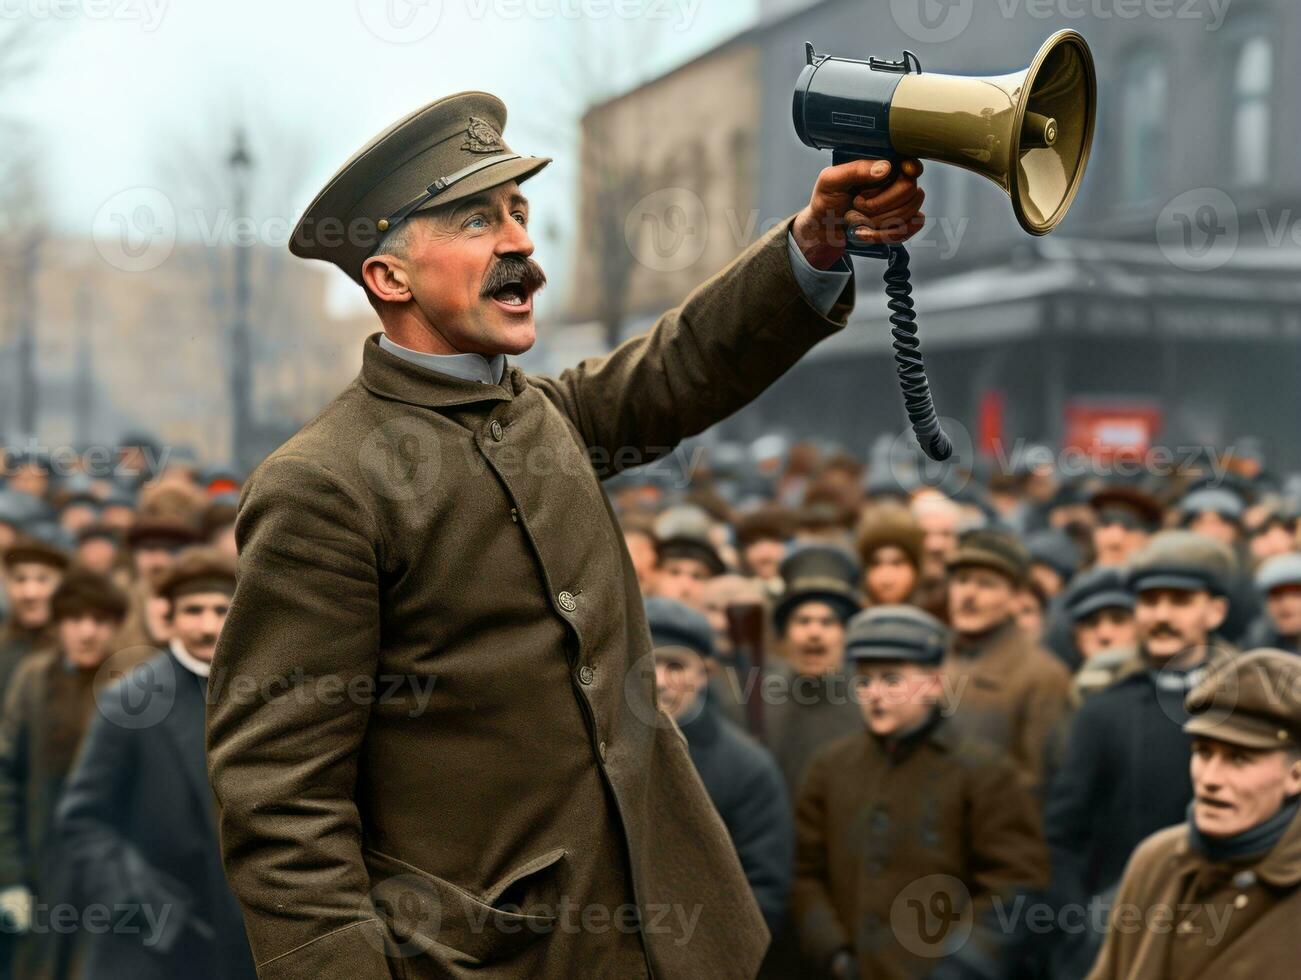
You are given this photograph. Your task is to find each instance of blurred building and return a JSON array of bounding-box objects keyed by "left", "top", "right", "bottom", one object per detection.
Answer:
[
  {"left": 0, "top": 237, "right": 372, "bottom": 466},
  {"left": 566, "top": 0, "right": 1301, "bottom": 470}
]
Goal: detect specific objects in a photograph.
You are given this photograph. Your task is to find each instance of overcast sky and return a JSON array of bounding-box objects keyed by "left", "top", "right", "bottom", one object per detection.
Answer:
[{"left": 6, "top": 0, "right": 757, "bottom": 313}]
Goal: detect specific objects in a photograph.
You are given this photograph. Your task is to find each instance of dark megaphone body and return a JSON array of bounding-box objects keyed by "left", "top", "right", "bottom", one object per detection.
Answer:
[{"left": 791, "top": 30, "right": 1096, "bottom": 460}]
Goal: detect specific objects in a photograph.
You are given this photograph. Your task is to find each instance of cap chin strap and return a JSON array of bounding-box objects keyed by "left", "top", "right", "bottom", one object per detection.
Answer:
[{"left": 377, "top": 152, "right": 522, "bottom": 232}]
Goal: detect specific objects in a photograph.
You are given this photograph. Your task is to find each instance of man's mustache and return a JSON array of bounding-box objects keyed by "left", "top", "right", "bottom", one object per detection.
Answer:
[
  {"left": 481, "top": 254, "right": 547, "bottom": 297},
  {"left": 1148, "top": 624, "right": 1182, "bottom": 639}
]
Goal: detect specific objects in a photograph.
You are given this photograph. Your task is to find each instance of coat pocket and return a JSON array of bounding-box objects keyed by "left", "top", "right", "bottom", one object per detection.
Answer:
[{"left": 363, "top": 845, "right": 566, "bottom": 965}]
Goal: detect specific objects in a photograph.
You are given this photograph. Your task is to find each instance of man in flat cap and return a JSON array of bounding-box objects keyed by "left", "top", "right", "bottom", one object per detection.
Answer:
[
  {"left": 1088, "top": 649, "right": 1301, "bottom": 978},
  {"left": 793, "top": 606, "right": 1049, "bottom": 979},
  {"left": 1045, "top": 530, "right": 1237, "bottom": 979},
  {"left": 1243, "top": 551, "right": 1301, "bottom": 653},
  {"left": 941, "top": 528, "right": 1072, "bottom": 796},
  {"left": 1060, "top": 567, "right": 1137, "bottom": 703},
  {"left": 206, "top": 91, "right": 926, "bottom": 979}
]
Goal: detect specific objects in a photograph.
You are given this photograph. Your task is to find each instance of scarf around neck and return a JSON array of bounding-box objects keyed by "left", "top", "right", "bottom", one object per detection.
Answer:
[{"left": 1187, "top": 794, "right": 1301, "bottom": 863}]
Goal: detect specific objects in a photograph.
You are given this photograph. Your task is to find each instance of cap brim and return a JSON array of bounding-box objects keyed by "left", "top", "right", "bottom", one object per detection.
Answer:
[
  {"left": 1184, "top": 712, "right": 1297, "bottom": 750},
  {"left": 1131, "top": 573, "right": 1212, "bottom": 594},
  {"left": 1070, "top": 591, "right": 1134, "bottom": 621},
  {"left": 411, "top": 154, "right": 551, "bottom": 217}
]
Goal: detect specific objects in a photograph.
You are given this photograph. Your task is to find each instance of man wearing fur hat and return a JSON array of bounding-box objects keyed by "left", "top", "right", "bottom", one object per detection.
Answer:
[
  {"left": 941, "top": 528, "right": 1072, "bottom": 796},
  {"left": 1046, "top": 530, "right": 1237, "bottom": 979},
  {"left": 207, "top": 91, "right": 926, "bottom": 979},
  {"left": 0, "top": 570, "right": 128, "bottom": 980},
  {"left": 1088, "top": 650, "right": 1301, "bottom": 978},
  {"left": 56, "top": 548, "right": 256, "bottom": 980}
]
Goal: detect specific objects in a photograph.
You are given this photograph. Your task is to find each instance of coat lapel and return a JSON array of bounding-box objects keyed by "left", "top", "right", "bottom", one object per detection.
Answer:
[{"left": 158, "top": 651, "right": 219, "bottom": 837}]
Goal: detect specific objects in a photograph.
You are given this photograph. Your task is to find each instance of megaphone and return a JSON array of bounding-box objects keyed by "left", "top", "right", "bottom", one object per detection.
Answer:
[{"left": 792, "top": 30, "right": 1096, "bottom": 459}]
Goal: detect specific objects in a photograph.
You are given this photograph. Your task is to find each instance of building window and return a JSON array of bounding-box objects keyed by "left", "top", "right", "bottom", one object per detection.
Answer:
[
  {"left": 1118, "top": 48, "right": 1167, "bottom": 204},
  {"left": 1230, "top": 35, "right": 1272, "bottom": 186}
]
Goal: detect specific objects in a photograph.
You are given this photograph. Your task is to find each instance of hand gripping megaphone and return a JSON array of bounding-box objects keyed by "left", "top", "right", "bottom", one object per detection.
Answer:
[{"left": 793, "top": 30, "right": 1097, "bottom": 460}]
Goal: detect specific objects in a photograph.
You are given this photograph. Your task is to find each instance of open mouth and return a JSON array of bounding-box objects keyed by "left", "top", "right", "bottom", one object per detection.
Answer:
[
  {"left": 490, "top": 280, "right": 532, "bottom": 312},
  {"left": 1197, "top": 796, "right": 1233, "bottom": 811}
]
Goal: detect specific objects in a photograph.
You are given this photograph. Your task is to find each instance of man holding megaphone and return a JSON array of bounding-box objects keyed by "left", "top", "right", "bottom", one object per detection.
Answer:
[{"left": 206, "top": 90, "right": 926, "bottom": 980}]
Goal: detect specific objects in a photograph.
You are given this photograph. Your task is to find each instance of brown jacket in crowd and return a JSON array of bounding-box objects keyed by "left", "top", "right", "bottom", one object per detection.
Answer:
[
  {"left": 942, "top": 620, "right": 1073, "bottom": 795},
  {"left": 205, "top": 214, "right": 855, "bottom": 980},
  {"left": 1087, "top": 808, "right": 1301, "bottom": 979},
  {"left": 793, "top": 715, "right": 1050, "bottom": 979}
]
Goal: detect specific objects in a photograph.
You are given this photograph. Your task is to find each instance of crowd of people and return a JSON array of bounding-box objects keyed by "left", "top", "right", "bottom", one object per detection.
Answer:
[{"left": 0, "top": 431, "right": 1299, "bottom": 978}]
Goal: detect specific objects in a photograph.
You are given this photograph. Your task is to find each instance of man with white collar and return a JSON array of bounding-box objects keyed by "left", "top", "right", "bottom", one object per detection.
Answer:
[{"left": 57, "top": 547, "right": 256, "bottom": 980}]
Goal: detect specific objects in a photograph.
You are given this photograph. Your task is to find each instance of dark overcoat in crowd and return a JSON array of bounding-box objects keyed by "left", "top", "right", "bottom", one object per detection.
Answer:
[
  {"left": 792, "top": 715, "right": 1051, "bottom": 979},
  {"left": 54, "top": 649, "right": 256, "bottom": 980},
  {"left": 1087, "top": 808, "right": 1301, "bottom": 979},
  {"left": 942, "top": 620, "right": 1072, "bottom": 796},
  {"left": 677, "top": 696, "right": 793, "bottom": 934},
  {"left": 0, "top": 626, "right": 42, "bottom": 720},
  {"left": 0, "top": 650, "right": 103, "bottom": 980},
  {"left": 206, "top": 214, "right": 855, "bottom": 980},
  {"left": 765, "top": 664, "right": 864, "bottom": 797},
  {"left": 1043, "top": 654, "right": 1229, "bottom": 979}
]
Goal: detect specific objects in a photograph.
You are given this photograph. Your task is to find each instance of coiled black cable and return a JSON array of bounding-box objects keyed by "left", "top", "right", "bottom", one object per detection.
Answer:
[{"left": 882, "top": 244, "right": 952, "bottom": 461}]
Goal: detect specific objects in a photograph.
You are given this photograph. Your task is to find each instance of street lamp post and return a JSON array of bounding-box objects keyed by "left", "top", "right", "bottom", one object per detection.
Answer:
[{"left": 228, "top": 127, "right": 254, "bottom": 470}]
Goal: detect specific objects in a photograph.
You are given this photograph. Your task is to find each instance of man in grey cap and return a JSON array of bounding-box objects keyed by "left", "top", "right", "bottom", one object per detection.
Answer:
[
  {"left": 1045, "top": 530, "right": 1237, "bottom": 979},
  {"left": 1061, "top": 567, "right": 1137, "bottom": 703},
  {"left": 1089, "top": 649, "right": 1301, "bottom": 978},
  {"left": 792, "top": 606, "right": 1049, "bottom": 980},
  {"left": 1243, "top": 551, "right": 1301, "bottom": 653},
  {"left": 207, "top": 91, "right": 926, "bottom": 980}
]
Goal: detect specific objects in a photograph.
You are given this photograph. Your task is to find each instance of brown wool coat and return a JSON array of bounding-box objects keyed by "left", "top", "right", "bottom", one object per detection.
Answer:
[
  {"left": 1087, "top": 808, "right": 1301, "bottom": 979},
  {"left": 205, "top": 214, "right": 855, "bottom": 980},
  {"left": 792, "top": 718, "right": 1050, "bottom": 979},
  {"left": 942, "top": 620, "right": 1072, "bottom": 795}
]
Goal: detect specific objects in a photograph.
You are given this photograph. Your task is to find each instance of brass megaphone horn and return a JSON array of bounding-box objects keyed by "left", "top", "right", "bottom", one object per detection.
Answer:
[{"left": 793, "top": 29, "right": 1097, "bottom": 235}]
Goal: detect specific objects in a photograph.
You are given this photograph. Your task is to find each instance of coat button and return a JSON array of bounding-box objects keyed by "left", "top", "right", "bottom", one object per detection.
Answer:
[
  {"left": 598, "top": 740, "right": 607, "bottom": 760},
  {"left": 578, "top": 664, "right": 595, "bottom": 685},
  {"left": 558, "top": 591, "right": 577, "bottom": 612},
  {"left": 489, "top": 419, "right": 504, "bottom": 441},
  {"left": 1234, "top": 894, "right": 1248, "bottom": 909}
]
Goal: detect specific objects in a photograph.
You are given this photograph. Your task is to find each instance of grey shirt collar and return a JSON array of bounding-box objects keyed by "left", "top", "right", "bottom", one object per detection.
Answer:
[{"left": 378, "top": 332, "right": 506, "bottom": 385}]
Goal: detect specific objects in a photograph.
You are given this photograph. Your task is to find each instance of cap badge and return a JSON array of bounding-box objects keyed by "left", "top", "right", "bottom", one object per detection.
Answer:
[{"left": 462, "top": 117, "right": 504, "bottom": 154}]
